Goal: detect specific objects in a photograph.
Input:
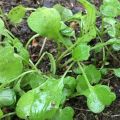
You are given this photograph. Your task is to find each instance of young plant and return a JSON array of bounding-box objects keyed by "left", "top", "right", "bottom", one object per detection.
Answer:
[{"left": 0, "top": 0, "right": 120, "bottom": 119}]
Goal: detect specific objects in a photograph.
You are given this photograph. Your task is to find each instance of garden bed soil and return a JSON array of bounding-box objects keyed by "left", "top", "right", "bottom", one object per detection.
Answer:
[{"left": 1, "top": 0, "right": 120, "bottom": 120}]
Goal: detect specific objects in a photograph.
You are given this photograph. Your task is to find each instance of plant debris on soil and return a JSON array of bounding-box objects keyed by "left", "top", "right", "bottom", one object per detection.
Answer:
[{"left": 0, "top": 0, "right": 120, "bottom": 120}]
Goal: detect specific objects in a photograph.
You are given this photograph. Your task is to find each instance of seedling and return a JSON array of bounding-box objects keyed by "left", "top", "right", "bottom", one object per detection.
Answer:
[{"left": 0, "top": 0, "right": 120, "bottom": 119}]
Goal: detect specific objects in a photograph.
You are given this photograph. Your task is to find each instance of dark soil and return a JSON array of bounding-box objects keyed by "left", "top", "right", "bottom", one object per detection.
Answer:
[{"left": 1, "top": 0, "right": 120, "bottom": 120}]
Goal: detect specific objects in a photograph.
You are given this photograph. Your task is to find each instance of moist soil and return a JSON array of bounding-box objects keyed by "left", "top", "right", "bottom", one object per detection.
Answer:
[{"left": 1, "top": 0, "right": 120, "bottom": 120}]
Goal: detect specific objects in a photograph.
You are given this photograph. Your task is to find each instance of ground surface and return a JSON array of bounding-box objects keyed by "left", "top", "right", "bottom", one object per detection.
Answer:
[{"left": 0, "top": 0, "right": 120, "bottom": 120}]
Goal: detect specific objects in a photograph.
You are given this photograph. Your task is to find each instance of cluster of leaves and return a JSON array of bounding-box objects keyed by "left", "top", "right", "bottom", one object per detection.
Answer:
[{"left": 0, "top": 0, "right": 120, "bottom": 119}]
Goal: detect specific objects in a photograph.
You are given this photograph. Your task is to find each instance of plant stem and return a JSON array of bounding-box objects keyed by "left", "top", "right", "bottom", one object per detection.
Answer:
[
  {"left": 61, "top": 58, "right": 73, "bottom": 68},
  {"left": 35, "top": 52, "right": 47, "bottom": 67},
  {"left": 0, "top": 70, "right": 36, "bottom": 89},
  {"left": 77, "top": 62, "right": 91, "bottom": 89},
  {"left": 57, "top": 28, "right": 96, "bottom": 62},
  {"left": 91, "top": 40, "right": 120, "bottom": 50},
  {"left": 62, "top": 62, "right": 75, "bottom": 79},
  {"left": 60, "top": 62, "right": 75, "bottom": 88},
  {"left": 39, "top": 37, "right": 47, "bottom": 57},
  {"left": 0, "top": 112, "right": 16, "bottom": 119},
  {"left": 25, "top": 34, "right": 39, "bottom": 49}
]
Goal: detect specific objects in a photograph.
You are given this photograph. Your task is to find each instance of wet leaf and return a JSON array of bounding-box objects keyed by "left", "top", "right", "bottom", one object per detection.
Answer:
[
  {"left": 0, "top": 88, "right": 16, "bottom": 107},
  {"left": 16, "top": 79, "right": 64, "bottom": 120},
  {"left": 87, "top": 85, "right": 116, "bottom": 113}
]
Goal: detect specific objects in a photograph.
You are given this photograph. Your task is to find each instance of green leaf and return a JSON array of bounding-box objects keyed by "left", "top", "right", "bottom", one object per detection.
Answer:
[
  {"left": 112, "top": 43, "right": 120, "bottom": 51},
  {"left": 87, "top": 85, "right": 116, "bottom": 113},
  {"left": 0, "top": 88, "right": 16, "bottom": 107},
  {"left": 16, "top": 78, "right": 64, "bottom": 119},
  {"left": 54, "top": 4, "right": 73, "bottom": 21},
  {"left": 60, "top": 22, "right": 75, "bottom": 37},
  {"left": 76, "top": 75, "right": 89, "bottom": 95},
  {"left": 8, "top": 5, "right": 26, "bottom": 24},
  {"left": 27, "top": 7, "right": 61, "bottom": 40},
  {"left": 12, "top": 38, "right": 29, "bottom": 62},
  {"left": 113, "top": 68, "right": 120, "bottom": 78},
  {"left": 46, "top": 52, "right": 56, "bottom": 74},
  {"left": 72, "top": 44, "right": 90, "bottom": 61},
  {"left": 63, "top": 76, "right": 76, "bottom": 97},
  {"left": 78, "top": 0, "right": 96, "bottom": 33},
  {"left": 100, "top": 0, "right": 120, "bottom": 17},
  {"left": 101, "top": 5, "right": 118, "bottom": 17},
  {"left": 5, "top": 38, "right": 29, "bottom": 63},
  {"left": 103, "top": 17, "right": 116, "bottom": 37},
  {"left": 0, "top": 109, "right": 3, "bottom": 119},
  {"left": 52, "top": 107, "right": 74, "bottom": 120},
  {"left": 23, "top": 72, "right": 46, "bottom": 89},
  {"left": 63, "top": 76, "right": 76, "bottom": 90},
  {"left": 0, "top": 46, "right": 23, "bottom": 83},
  {"left": 0, "top": 18, "right": 5, "bottom": 32},
  {"left": 84, "top": 65, "right": 101, "bottom": 84}
]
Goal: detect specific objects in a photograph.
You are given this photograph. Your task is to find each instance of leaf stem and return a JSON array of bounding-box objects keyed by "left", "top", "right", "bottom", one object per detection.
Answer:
[
  {"left": 77, "top": 62, "right": 91, "bottom": 89},
  {"left": 0, "top": 70, "right": 36, "bottom": 89},
  {"left": 57, "top": 28, "right": 96, "bottom": 62},
  {"left": 60, "top": 58, "right": 73, "bottom": 68},
  {"left": 0, "top": 112, "right": 16, "bottom": 119},
  {"left": 39, "top": 37, "right": 47, "bottom": 57},
  {"left": 62, "top": 62, "right": 75, "bottom": 79},
  {"left": 91, "top": 40, "right": 120, "bottom": 50},
  {"left": 35, "top": 52, "right": 47, "bottom": 67},
  {"left": 25, "top": 34, "right": 39, "bottom": 49}
]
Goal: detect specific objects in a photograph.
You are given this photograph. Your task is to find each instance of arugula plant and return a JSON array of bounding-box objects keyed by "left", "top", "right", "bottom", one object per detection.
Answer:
[{"left": 0, "top": 0, "right": 120, "bottom": 119}]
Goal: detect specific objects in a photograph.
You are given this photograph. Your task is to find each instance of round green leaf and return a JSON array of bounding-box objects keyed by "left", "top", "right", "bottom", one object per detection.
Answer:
[
  {"left": 76, "top": 75, "right": 89, "bottom": 95},
  {"left": 72, "top": 44, "right": 90, "bottom": 61},
  {"left": 84, "top": 64, "right": 101, "bottom": 84},
  {"left": 87, "top": 85, "right": 116, "bottom": 113},
  {"left": 87, "top": 91, "right": 105, "bottom": 113},
  {"left": 0, "top": 88, "right": 16, "bottom": 107},
  {"left": 27, "top": 7, "right": 61, "bottom": 40},
  {"left": 101, "top": 5, "right": 118, "bottom": 17},
  {"left": 93, "top": 85, "right": 116, "bottom": 106}
]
